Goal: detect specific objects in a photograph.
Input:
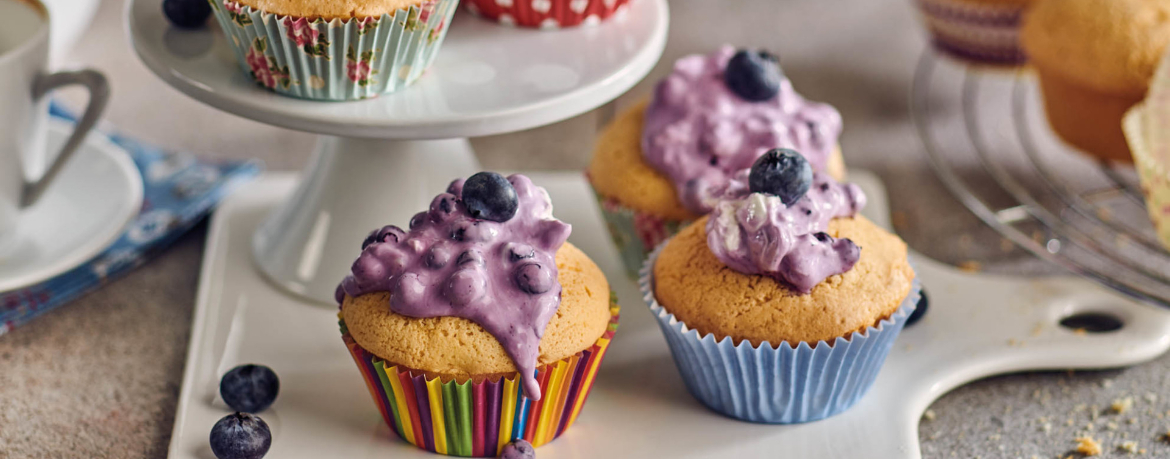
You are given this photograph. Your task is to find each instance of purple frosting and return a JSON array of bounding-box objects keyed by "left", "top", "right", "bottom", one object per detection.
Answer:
[
  {"left": 641, "top": 45, "right": 843, "bottom": 214},
  {"left": 706, "top": 171, "right": 866, "bottom": 293},
  {"left": 500, "top": 440, "right": 536, "bottom": 459},
  {"left": 337, "top": 174, "right": 571, "bottom": 401}
]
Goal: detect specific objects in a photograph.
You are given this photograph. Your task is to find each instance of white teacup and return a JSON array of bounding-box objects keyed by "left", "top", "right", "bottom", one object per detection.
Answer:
[{"left": 0, "top": 0, "right": 108, "bottom": 256}]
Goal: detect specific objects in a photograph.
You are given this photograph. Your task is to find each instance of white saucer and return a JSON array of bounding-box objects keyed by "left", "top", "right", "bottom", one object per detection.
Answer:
[{"left": 0, "top": 121, "right": 144, "bottom": 292}]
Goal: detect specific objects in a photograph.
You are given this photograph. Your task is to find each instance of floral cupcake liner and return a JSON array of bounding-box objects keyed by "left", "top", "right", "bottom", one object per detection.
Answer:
[
  {"left": 591, "top": 186, "right": 688, "bottom": 279},
  {"left": 1125, "top": 105, "right": 1170, "bottom": 249},
  {"left": 464, "top": 0, "right": 630, "bottom": 29},
  {"left": 341, "top": 299, "right": 619, "bottom": 456},
  {"left": 914, "top": 0, "right": 1029, "bottom": 66},
  {"left": 640, "top": 243, "right": 920, "bottom": 424},
  {"left": 208, "top": 0, "right": 457, "bottom": 100}
]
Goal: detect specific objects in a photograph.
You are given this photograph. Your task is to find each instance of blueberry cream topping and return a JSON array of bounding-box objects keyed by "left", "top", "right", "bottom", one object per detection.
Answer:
[
  {"left": 338, "top": 173, "right": 571, "bottom": 401},
  {"left": 641, "top": 45, "right": 843, "bottom": 214},
  {"left": 707, "top": 150, "right": 867, "bottom": 293}
]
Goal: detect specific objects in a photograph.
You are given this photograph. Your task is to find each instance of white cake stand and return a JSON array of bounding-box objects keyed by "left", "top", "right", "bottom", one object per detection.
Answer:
[{"left": 126, "top": 0, "right": 669, "bottom": 304}]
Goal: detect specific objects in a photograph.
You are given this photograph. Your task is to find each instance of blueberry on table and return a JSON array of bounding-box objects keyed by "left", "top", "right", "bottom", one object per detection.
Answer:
[
  {"left": 724, "top": 49, "right": 783, "bottom": 102},
  {"left": 500, "top": 439, "right": 536, "bottom": 459},
  {"left": 163, "top": 0, "right": 212, "bottom": 29},
  {"left": 220, "top": 364, "right": 280, "bottom": 413},
  {"left": 210, "top": 413, "right": 272, "bottom": 459},
  {"left": 462, "top": 172, "right": 519, "bottom": 223},
  {"left": 748, "top": 148, "right": 813, "bottom": 205},
  {"left": 906, "top": 289, "right": 928, "bottom": 326}
]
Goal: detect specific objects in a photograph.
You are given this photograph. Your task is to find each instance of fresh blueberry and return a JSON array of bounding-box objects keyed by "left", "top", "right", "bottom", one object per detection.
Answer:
[
  {"left": 210, "top": 412, "right": 271, "bottom": 459},
  {"left": 461, "top": 172, "right": 518, "bottom": 223},
  {"left": 724, "top": 49, "right": 783, "bottom": 102},
  {"left": 499, "top": 439, "right": 536, "bottom": 459},
  {"left": 220, "top": 364, "right": 280, "bottom": 413},
  {"left": 163, "top": 0, "right": 211, "bottom": 29},
  {"left": 748, "top": 148, "right": 813, "bottom": 205},
  {"left": 906, "top": 289, "right": 928, "bottom": 327}
]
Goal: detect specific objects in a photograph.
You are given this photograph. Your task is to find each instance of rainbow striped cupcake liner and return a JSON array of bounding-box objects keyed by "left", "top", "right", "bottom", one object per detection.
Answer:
[
  {"left": 914, "top": 0, "right": 1030, "bottom": 66},
  {"left": 640, "top": 243, "right": 920, "bottom": 423},
  {"left": 341, "top": 301, "right": 619, "bottom": 456},
  {"left": 591, "top": 185, "right": 689, "bottom": 279},
  {"left": 207, "top": 0, "right": 457, "bottom": 100}
]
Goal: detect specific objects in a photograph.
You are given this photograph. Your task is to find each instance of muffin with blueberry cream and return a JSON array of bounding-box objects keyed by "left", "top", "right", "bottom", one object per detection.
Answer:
[
  {"left": 589, "top": 45, "right": 848, "bottom": 277},
  {"left": 642, "top": 149, "right": 919, "bottom": 423},
  {"left": 339, "top": 172, "right": 619, "bottom": 456}
]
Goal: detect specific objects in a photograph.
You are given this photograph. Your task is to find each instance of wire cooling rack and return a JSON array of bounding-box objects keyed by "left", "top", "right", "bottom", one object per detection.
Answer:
[{"left": 911, "top": 50, "right": 1170, "bottom": 308}]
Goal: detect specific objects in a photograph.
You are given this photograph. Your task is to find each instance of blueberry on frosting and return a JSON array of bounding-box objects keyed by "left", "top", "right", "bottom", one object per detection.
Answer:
[
  {"left": 748, "top": 148, "right": 813, "bottom": 205},
  {"left": 462, "top": 171, "right": 519, "bottom": 222},
  {"left": 338, "top": 173, "right": 571, "bottom": 401},
  {"left": 707, "top": 170, "right": 867, "bottom": 293},
  {"left": 724, "top": 49, "right": 783, "bottom": 102}
]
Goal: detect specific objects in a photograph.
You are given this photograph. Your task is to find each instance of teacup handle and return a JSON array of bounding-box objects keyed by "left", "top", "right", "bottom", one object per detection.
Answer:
[{"left": 19, "top": 69, "right": 110, "bottom": 208}]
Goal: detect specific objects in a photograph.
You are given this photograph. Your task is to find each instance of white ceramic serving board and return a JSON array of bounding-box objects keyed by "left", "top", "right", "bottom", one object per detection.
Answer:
[{"left": 172, "top": 171, "right": 1170, "bottom": 459}]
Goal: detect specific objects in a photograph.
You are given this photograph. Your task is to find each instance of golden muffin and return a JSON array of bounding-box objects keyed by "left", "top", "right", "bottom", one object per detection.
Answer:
[{"left": 1022, "top": 0, "right": 1170, "bottom": 162}]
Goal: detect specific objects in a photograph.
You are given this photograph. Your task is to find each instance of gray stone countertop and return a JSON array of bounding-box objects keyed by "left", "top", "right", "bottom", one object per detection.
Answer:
[{"left": 2, "top": 0, "right": 1170, "bottom": 457}]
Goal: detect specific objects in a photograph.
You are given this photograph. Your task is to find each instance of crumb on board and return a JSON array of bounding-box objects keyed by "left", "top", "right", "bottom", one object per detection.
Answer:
[
  {"left": 1127, "top": 418, "right": 1137, "bottom": 425},
  {"left": 922, "top": 409, "right": 936, "bottom": 422},
  {"left": 958, "top": 260, "right": 982, "bottom": 273},
  {"left": 1101, "top": 379, "right": 1113, "bottom": 389},
  {"left": 1073, "top": 328, "right": 1088, "bottom": 336},
  {"left": 1031, "top": 323, "right": 1044, "bottom": 337},
  {"left": 1106, "top": 421, "right": 1119, "bottom": 431},
  {"left": 1163, "top": 429, "right": 1170, "bottom": 442},
  {"left": 1117, "top": 440, "right": 1138, "bottom": 454},
  {"left": 1075, "top": 436, "right": 1102, "bottom": 456},
  {"left": 1112, "top": 397, "right": 1134, "bottom": 414},
  {"left": 1144, "top": 393, "right": 1158, "bottom": 404}
]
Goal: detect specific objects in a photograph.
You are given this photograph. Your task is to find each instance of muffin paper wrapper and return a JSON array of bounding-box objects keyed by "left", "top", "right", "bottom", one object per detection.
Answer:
[
  {"left": 1125, "top": 104, "right": 1170, "bottom": 249},
  {"left": 639, "top": 242, "right": 920, "bottom": 424},
  {"left": 464, "top": 0, "right": 630, "bottom": 28},
  {"left": 913, "top": 0, "right": 1028, "bottom": 65},
  {"left": 341, "top": 302, "right": 619, "bottom": 456},
  {"left": 590, "top": 183, "right": 689, "bottom": 279},
  {"left": 208, "top": 0, "right": 457, "bottom": 100}
]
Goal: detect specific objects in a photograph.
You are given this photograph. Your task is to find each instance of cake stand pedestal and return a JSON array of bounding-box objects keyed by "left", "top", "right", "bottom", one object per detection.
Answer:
[{"left": 127, "top": 0, "right": 669, "bottom": 304}]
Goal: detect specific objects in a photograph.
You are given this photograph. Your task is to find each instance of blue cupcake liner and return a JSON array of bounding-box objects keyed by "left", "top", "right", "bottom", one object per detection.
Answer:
[
  {"left": 208, "top": 0, "right": 457, "bottom": 100},
  {"left": 639, "top": 242, "right": 921, "bottom": 424}
]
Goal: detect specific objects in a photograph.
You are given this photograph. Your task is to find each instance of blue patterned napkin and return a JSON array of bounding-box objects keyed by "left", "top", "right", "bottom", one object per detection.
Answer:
[{"left": 0, "top": 105, "right": 261, "bottom": 335}]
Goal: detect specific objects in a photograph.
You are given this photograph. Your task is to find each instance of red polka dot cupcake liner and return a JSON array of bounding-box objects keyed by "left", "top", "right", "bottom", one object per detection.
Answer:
[{"left": 464, "top": 0, "right": 632, "bottom": 29}]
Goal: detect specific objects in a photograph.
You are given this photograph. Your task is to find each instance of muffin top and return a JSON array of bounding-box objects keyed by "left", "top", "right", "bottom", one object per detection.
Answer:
[
  {"left": 343, "top": 242, "right": 613, "bottom": 383},
  {"left": 337, "top": 173, "right": 580, "bottom": 400},
  {"left": 653, "top": 215, "right": 913, "bottom": 346},
  {"left": 1022, "top": 0, "right": 1170, "bottom": 96},
  {"left": 235, "top": 0, "right": 427, "bottom": 19},
  {"left": 587, "top": 100, "right": 846, "bottom": 221}
]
